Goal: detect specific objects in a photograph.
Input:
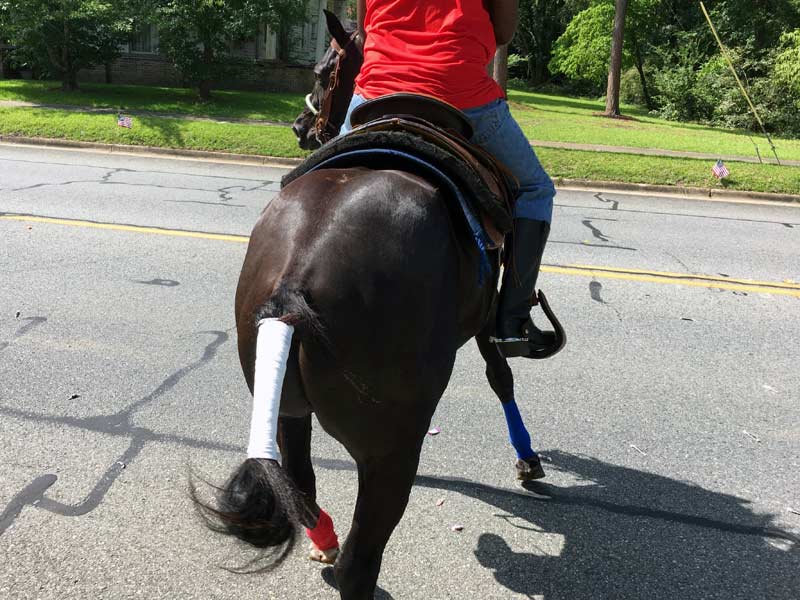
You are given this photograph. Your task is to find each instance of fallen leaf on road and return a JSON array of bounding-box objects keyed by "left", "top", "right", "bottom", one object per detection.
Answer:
[
  {"left": 763, "top": 384, "right": 777, "bottom": 393},
  {"left": 15, "top": 311, "right": 20, "bottom": 318},
  {"left": 743, "top": 430, "right": 762, "bottom": 443},
  {"left": 436, "top": 497, "right": 446, "bottom": 507},
  {"left": 451, "top": 524, "right": 464, "bottom": 532},
  {"left": 69, "top": 394, "right": 80, "bottom": 400},
  {"left": 630, "top": 444, "right": 647, "bottom": 456},
  {"left": 427, "top": 427, "right": 441, "bottom": 436}
]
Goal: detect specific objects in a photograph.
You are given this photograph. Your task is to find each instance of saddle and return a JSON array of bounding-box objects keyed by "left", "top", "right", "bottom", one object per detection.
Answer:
[{"left": 283, "top": 94, "right": 518, "bottom": 247}]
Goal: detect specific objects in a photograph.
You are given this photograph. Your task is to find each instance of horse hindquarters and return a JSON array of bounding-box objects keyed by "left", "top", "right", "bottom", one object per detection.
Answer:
[
  {"left": 287, "top": 170, "right": 462, "bottom": 598},
  {"left": 228, "top": 169, "right": 463, "bottom": 595}
]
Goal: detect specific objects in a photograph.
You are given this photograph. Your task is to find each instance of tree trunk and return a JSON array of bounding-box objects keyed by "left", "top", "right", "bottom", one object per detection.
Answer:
[
  {"left": 198, "top": 79, "right": 213, "bottom": 101},
  {"left": 61, "top": 14, "right": 78, "bottom": 91},
  {"left": 105, "top": 62, "right": 113, "bottom": 84},
  {"left": 631, "top": 31, "right": 652, "bottom": 110},
  {"left": 198, "top": 43, "right": 214, "bottom": 101},
  {"left": 492, "top": 44, "right": 509, "bottom": 94},
  {"left": 604, "top": 0, "right": 628, "bottom": 117}
]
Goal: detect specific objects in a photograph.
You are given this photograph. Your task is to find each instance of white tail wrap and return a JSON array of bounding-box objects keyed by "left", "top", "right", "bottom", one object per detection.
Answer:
[{"left": 247, "top": 318, "right": 294, "bottom": 461}]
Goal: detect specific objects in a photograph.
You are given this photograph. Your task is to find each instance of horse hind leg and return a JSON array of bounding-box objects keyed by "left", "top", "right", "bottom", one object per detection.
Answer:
[
  {"left": 334, "top": 445, "right": 423, "bottom": 600},
  {"left": 278, "top": 414, "right": 341, "bottom": 564},
  {"left": 475, "top": 331, "right": 545, "bottom": 481}
]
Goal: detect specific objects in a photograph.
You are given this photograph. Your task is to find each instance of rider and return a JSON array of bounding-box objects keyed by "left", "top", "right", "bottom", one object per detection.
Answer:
[{"left": 343, "top": 0, "right": 555, "bottom": 358}]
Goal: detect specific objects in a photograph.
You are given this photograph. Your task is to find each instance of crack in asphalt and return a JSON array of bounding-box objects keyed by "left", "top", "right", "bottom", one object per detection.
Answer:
[
  {"left": 7, "top": 167, "right": 277, "bottom": 206},
  {"left": 0, "top": 330, "right": 232, "bottom": 536}
]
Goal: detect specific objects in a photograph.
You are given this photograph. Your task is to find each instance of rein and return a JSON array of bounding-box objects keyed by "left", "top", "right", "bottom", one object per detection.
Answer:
[{"left": 313, "top": 32, "right": 359, "bottom": 144}]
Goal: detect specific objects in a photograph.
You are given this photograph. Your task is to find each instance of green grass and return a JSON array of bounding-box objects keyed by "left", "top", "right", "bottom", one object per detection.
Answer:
[
  {"left": 2, "top": 106, "right": 798, "bottom": 195},
  {"left": 0, "top": 107, "right": 303, "bottom": 157},
  {"left": 1, "top": 90, "right": 799, "bottom": 196},
  {"left": 538, "top": 148, "right": 800, "bottom": 195},
  {"left": 508, "top": 89, "right": 800, "bottom": 163},
  {"left": 0, "top": 80, "right": 303, "bottom": 122}
]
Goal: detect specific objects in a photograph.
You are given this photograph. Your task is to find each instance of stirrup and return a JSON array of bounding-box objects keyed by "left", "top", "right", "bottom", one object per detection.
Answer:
[{"left": 492, "top": 291, "right": 566, "bottom": 360}]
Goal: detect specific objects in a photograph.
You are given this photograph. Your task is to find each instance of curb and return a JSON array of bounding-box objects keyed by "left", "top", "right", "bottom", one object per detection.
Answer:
[
  {"left": 2, "top": 135, "right": 798, "bottom": 204},
  {"left": 553, "top": 178, "right": 800, "bottom": 205}
]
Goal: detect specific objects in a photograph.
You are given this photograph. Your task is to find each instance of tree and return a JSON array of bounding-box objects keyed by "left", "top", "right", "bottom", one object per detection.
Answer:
[
  {"left": 141, "top": 0, "right": 307, "bottom": 101},
  {"left": 550, "top": 2, "right": 618, "bottom": 85},
  {"left": 2, "top": 0, "right": 131, "bottom": 90},
  {"left": 604, "top": 0, "right": 629, "bottom": 116}
]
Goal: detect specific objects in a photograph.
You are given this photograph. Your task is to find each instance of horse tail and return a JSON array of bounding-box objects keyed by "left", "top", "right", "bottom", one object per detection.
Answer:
[
  {"left": 191, "top": 457, "right": 303, "bottom": 572},
  {"left": 193, "top": 286, "right": 318, "bottom": 572}
]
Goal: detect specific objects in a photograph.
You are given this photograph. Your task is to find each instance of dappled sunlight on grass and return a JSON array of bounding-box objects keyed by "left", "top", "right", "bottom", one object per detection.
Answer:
[
  {"left": 0, "top": 80, "right": 304, "bottom": 122},
  {"left": 508, "top": 87, "right": 800, "bottom": 161}
]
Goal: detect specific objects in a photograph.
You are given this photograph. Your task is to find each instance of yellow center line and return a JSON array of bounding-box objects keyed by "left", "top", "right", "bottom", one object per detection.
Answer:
[
  {"left": 4, "top": 213, "right": 799, "bottom": 297},
  {"left": 543, "top": 265, "right": 800, "bottom": 298},
  {"left": 0, "top": 214, "right": 250, "bottom": 243}
]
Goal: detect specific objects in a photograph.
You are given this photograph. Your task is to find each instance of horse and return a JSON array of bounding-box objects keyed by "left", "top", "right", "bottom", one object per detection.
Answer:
[{"left": 195, "top": 10, "right": 563, "bottom": 599}]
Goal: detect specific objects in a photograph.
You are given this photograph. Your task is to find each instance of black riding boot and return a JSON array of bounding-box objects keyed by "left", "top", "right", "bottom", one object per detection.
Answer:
[{"left": 493, "top": 218, "right": 553, "bottom": 358}]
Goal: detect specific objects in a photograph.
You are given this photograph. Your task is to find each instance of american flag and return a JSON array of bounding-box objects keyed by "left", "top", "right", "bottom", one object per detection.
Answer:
[
  {"left": 712, "top": 159, "right": 729, "bottom": 179},
  {"left": 117, "top": 114, "right": 133, "bottom": 129}
]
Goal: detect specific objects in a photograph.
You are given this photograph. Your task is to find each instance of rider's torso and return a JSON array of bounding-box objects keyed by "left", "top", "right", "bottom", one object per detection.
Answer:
[{"left": 354, "top": 0, "right": 504, "bottom": 110}]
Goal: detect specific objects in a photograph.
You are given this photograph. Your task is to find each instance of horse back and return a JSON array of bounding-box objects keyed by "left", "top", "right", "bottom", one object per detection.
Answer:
[{"left": 236, "top": 168, "right": 470, "bottom": 455}]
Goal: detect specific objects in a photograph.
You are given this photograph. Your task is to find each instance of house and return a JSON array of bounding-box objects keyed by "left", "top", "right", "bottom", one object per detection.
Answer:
[{"left": 78, "top": 0, "right": 350, "bottom": 93}]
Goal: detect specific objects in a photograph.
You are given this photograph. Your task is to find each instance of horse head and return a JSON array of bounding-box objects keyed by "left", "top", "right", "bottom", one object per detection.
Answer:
[{"left": 292, "top": 10, "right": 363, "bottom": 151}]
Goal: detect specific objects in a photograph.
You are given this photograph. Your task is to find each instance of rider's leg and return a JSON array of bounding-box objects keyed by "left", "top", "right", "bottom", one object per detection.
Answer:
[
  {"left": 339, "top": 93, "right": 367, "bottom": 136},
  {"left": 462, "top": 99, "right": 556, "bottom": 357}
]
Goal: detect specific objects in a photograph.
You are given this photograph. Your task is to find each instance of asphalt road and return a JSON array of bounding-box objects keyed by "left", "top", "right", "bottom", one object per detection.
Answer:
[{"left": 1, "top": 143, "right": 798, "bottom": 600}]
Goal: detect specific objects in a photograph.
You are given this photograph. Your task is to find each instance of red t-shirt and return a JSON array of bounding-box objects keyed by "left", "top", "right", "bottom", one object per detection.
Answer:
[{"left": 354, "top": 0, "right": 504, "bottom": 110}]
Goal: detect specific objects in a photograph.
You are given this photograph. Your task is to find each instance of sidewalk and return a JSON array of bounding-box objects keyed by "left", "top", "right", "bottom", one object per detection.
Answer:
[{"left": 3, "top": 99, "right": 797, "bottom": 167}]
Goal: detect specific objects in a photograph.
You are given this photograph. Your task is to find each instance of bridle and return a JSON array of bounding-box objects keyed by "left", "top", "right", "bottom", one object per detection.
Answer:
[{"left": 306, "top": 31, "right": 360, "bottom": 145}]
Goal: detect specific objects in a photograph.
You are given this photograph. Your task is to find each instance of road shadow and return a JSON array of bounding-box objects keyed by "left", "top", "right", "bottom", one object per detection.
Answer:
[
  {"left": 320, "top": 566, "right": 395, "bottom": 599},
  {"left": 316, "top": 452, "right": 799, "bottom": 599}
]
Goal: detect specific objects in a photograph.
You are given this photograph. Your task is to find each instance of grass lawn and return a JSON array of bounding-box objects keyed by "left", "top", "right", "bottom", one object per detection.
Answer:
[
  {"left": 2, "top": 106, "right": 798, "bottom": 195},
  {"left": 0, "top": 107, "right": 302, "bottom": 157},
  {"left": 538, "top": 148, "right": 800, "bottom": 195},
  {"left": 508, "top": 89, "right": 800, "bottom": 163},
  {"left": 0, "top": 79, "right": 303, "bottom": 122}
]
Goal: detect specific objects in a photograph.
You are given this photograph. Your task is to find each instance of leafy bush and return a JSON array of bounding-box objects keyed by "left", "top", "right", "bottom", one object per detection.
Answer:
[{"left": 620, "top": 67, "right": 646, "bottom": 106}]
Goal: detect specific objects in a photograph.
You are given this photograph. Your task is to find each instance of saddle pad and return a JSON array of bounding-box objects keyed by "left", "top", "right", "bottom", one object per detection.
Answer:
[{"left": 283, "top": 128, "right": 513, "bottom": 234}]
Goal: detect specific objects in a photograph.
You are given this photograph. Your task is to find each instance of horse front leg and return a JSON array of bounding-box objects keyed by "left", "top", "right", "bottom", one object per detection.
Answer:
[
  {"left": 334, "top": 443, "right": 423, "bottom": 600},
  {"left": 475, "top": 328, "right": 546, "bottom": 481},
  {"left": 278, "top": 415, "right": 340, "bottom": 563}
]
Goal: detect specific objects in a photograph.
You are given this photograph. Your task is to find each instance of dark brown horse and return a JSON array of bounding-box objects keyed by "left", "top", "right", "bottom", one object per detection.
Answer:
[{"left": 195, "top": 11, "right": 559, "bottom": 600}]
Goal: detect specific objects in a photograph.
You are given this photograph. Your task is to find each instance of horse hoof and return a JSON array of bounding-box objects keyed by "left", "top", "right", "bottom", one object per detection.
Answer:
[
  {"left": 516, "top": 456, "right": 546, "bottom": 481},
  {"left": 309, "top": 544, "right": 340, "bottom": 565}
]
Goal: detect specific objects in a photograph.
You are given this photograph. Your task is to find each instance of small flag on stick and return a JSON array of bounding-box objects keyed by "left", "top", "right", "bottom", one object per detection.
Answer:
[
  {"left": 712, "top": 159, "right": 730, "bottom": 179},
  {"left": 117, "top": 114, "right": 133, "bottom": 129}
]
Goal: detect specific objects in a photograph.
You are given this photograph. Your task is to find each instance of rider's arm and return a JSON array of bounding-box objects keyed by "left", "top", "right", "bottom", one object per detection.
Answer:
[{"left": 484, "top": 0, "right": 519, "bottom": 45}]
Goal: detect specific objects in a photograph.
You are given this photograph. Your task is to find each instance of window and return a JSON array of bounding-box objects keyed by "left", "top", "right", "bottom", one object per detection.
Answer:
[{"left": 130, "top": 24, "right": 158, "bottom": 54}]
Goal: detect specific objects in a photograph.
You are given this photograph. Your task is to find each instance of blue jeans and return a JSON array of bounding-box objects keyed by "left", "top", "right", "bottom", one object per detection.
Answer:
[{"left": 341, "top": 94, "right": 555, "bottom": 223}]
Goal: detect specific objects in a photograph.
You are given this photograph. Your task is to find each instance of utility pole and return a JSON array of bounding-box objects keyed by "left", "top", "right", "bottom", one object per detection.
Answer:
[{"left": 604, "top": 0, "right": 628, "bottom": 117}]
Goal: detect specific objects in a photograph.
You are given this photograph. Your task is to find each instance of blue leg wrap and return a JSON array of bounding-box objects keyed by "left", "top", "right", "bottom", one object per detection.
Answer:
[{"left": 502, "top": 399, "right": 536, "bottom": 460}]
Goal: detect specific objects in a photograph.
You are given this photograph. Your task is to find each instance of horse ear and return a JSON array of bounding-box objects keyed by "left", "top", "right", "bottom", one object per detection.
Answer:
[{"left": 323, "top": 9, "right": 348, "bottom": 48}]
